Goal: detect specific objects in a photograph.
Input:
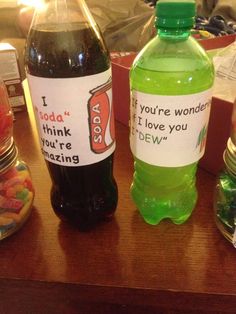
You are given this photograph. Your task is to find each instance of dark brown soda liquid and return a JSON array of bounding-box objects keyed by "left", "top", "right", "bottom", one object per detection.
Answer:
[{"left": 25, "top": 23, "right": 118, "bottom": 230}]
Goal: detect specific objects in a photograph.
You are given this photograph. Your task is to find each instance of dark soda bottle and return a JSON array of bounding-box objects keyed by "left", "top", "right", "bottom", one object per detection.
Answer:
[{"left": 24, "top": 0, "right": 118, "bottom": 230}]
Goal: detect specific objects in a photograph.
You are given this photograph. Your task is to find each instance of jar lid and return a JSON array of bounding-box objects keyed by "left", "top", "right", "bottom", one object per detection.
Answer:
[
  {"left": 224, "top": 138, "right": 236, "bottom": 177},
  {"left": 0, "top": 138, "right": 18, "bottom": 174}
]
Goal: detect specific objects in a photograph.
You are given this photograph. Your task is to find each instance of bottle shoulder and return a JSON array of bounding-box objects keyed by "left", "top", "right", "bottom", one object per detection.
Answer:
[
  {"left": 25, "top": 23, "right": 110, "bottom": 78},
  {"left": 130, "top": 36, "right": 215, "bottom": 94},
  {"left": 133, "top": 35, "right": 213, "bottom": 69}
]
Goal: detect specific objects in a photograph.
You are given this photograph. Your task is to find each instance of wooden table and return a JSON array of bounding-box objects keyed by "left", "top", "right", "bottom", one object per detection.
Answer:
[{"left": 1, "top": 109, "right": 236, "bottom": 314}]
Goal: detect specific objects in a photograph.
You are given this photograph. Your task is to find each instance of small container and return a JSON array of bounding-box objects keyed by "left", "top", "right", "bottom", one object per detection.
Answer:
[
  {"left": 0, "top": 78, "right": 13, "bottom": 153},
  {"left": 0, "top": 76, "right": 34, "bottom": 239},
  {"left": 214, "top": 99, "right": 236, "bottom": 246},
  {"left": 214, "top": 139, "right": 236, "bottom": 245},
  {"left": 0, "top": 139, "right": 34, "bottom": 240}
]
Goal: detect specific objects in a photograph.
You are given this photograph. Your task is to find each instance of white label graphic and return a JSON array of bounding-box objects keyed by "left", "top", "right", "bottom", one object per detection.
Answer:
[
  {"left": 27, "top": 69, "right": 115, "bottom": 166},
  {"left": 130, "top": 89, "right": 212, "bottom": 167}
]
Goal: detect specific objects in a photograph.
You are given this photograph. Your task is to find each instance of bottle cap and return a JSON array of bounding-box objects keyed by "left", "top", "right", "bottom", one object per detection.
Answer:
[
  {"left": 0, "top": 138, "right": 18, "bottom": 174},
  {"left": 156, "top": 0, "right": 196, "bottom": 29}
]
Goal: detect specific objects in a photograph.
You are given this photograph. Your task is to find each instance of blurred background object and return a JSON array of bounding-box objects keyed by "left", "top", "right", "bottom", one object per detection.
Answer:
[{"left": 0, "top": 0, "right": 235, "bottom": 80}]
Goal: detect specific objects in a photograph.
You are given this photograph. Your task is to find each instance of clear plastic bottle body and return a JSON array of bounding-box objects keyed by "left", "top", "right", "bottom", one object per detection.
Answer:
[{"left": 130, "top": 29, "right": 214, "bottom": 225}]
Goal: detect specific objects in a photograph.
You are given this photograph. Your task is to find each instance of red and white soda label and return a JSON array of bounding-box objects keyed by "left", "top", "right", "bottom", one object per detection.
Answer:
[
  {"left": 130, "top": 89, "right": 212, "bottom": 167},
  {"left": 27, "top": 69, "right": 115, "bottom": 166}
]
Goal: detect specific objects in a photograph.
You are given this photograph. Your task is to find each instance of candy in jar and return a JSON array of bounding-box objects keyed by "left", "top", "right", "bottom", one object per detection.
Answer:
[
  {"left": 214, "top": 99, "right": 236, "bottom": 246},
  {"left": 0, "top": 78, "right": 34, "bottom": 240},
  {"left": 0, "top": 140, "right": 35, "bottom": 240}
]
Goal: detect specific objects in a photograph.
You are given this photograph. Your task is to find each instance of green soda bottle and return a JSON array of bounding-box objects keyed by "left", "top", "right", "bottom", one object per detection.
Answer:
[{"left": 129, "top": 0, "right": 214, "bottom": 225}]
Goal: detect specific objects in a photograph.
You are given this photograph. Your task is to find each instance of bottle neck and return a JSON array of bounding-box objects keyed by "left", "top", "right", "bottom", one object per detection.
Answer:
[
  {"left": 157, "top": 27, "right": 191, "bottom": 41},
  {"left": 32, "top": 0, "right": 94, "bottom": 29}
]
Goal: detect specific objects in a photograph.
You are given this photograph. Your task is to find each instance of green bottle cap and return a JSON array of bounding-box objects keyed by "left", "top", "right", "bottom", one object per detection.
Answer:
[{"left": 156, "top": 0, "right": 196, "bottom": 29}]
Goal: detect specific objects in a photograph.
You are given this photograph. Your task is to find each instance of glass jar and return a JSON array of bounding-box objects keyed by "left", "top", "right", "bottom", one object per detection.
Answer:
[
  {"left": 214, "top": 138, "right": 236, "bottom": 246},
  {"left": 0, "top": 77, "right": 34, "bottom": 239},
  {"left": 214, "top": 99, "right": 236, "bottom": 246},
  {"left": 0, "top": 139, "right": 35, "bottom": 240}
]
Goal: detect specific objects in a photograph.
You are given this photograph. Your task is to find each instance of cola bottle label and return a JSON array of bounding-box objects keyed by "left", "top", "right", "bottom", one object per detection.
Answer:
[
  {"left": 27, "top": 69, "right": 115, "bottom": 167},
  {"left": 130, "top": 89, "right": 212, "bottom": 167}
]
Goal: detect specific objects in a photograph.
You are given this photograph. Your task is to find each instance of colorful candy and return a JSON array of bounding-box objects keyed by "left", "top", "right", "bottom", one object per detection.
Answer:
[
  {"left": 0, "top": 159, "right": 34, "bottom": 239},
  {"left": 0, "top": 80, "right": 34, "bottom": 239}
]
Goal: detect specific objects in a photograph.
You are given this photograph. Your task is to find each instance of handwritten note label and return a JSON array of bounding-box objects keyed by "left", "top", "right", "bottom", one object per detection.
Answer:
[
  {"left": 130, "top": 89, "right": 212, "bottom": 167},
  {"left": 27, "top": 70, "right": 115, "bottom": 167}
]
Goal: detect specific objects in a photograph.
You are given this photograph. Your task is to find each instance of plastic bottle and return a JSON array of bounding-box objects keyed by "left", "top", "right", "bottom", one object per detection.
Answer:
[
  {"left": 25, "top": 0, "right": 118, "bottom": 230},
  {"left": 129, "top": 0, "right": 214, "bottom": 225},
  {"left": 0, "top": 79, "right": 34, "bottom": 240}
]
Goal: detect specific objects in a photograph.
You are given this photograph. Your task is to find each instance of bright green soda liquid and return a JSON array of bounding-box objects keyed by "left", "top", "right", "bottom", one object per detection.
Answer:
[{"left": 130, "top": 33, "right": 214, "bottom": 225}]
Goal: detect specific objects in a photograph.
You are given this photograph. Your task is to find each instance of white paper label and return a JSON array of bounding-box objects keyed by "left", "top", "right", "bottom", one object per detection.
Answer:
[
  {"left": 27, "top": 69, "right": 115, "bottom": 166},
  {"left": 130, "top": 89, "right": 212, "bottom": 167},
  {"left": 0, "top": 51, "right": 20, "bottom": 80}
]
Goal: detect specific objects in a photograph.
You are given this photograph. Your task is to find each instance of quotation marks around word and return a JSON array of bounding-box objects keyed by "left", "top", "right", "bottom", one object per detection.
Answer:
[
  {"left": 136, "top": 129, "right": 168, "bottom": 144},
  {"left": 64, "top": 111, "right": 70, "bottom": 116}
]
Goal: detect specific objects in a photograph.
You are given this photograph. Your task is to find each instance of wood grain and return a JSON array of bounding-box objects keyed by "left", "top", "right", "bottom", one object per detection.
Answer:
[{"left": 0, "top": 110, "right": 235, "bottom": 313}]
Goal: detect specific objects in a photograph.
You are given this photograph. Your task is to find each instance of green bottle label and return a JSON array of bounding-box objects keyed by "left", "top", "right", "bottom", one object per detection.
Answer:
[{"left": 130, "top": 89, "right": 212, "bottom": 167}]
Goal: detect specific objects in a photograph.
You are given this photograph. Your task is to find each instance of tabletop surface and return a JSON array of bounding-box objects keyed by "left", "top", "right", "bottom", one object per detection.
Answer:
[{"left": 1, "top": 108, "right": 236, "bottom": 314}]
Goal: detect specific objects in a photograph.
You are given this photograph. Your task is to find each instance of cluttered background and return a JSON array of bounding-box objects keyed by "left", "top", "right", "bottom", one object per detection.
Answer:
[{"left": 0, "top": 0, "right": 235, "bottom": 79}]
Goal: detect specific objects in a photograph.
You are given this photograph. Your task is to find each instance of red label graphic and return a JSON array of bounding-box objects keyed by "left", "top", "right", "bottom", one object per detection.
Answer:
[{"left": 88, "top": 78, "right": 115, "bottom": 153}]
